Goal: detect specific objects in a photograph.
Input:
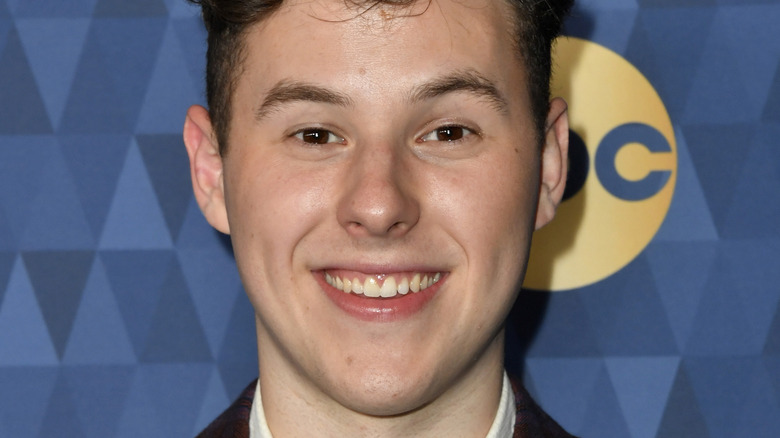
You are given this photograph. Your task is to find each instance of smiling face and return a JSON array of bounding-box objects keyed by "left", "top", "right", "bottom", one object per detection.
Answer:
[{"left": 184, "top": 0, "right": 568, "bottom": 432}]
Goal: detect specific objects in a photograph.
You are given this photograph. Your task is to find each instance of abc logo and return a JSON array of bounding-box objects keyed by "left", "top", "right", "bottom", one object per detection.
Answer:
[{"left": 525, "top": 38, "right": 677, "bottom": 291}]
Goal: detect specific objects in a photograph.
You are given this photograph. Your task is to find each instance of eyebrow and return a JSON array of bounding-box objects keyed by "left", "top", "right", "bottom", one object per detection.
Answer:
[
  {"left": 255, "top": 80, "right": 353, "bottom": 121},
  {"left": 408, "top": 70, "right": 509, "bottom": 114},
  {"left": 254, "top": 70, "right": 508, "bottom": 121}
]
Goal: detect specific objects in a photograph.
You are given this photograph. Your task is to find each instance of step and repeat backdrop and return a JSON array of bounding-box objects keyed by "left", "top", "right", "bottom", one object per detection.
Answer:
[{"left": 0, "top": 0, "right": 778, "bottom": 436}]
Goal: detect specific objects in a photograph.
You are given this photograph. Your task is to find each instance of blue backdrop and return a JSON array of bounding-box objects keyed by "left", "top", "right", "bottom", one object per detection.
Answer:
[{"left": 0, "top": 0, "right": 778, "bottom": 436}]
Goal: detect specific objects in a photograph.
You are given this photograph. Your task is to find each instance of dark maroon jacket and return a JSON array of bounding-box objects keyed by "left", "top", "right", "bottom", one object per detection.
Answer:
[{"left": 197, "top": 377, "right": 577, "bottom": 437}]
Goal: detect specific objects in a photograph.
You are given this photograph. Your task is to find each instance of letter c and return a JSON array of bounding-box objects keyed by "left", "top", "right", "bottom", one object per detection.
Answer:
[{"left": 595, "top": 123, "right": 672, "bottom": 201}]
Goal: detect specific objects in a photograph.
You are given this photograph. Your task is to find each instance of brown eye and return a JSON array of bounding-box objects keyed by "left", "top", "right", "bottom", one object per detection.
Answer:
[
  {"left": 436, "top": 126, "right": 464, "bottom": 141},
  {"left": 295, "top": 128, "right": 344, "bottom": 145},
  {"left": 420, "top": 125, "right": 474, "bottom": 142}
]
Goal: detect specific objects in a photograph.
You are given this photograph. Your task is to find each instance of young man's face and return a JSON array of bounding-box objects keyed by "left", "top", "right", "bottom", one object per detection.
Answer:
[{"left": 185, "top": 0, "right": 567, "bottom": 420}]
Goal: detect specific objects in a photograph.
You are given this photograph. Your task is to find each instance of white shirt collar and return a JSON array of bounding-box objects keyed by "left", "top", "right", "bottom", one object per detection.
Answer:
[
  {"left": 249, "top": 378, "right": 273, "bottom": 437},
  {"left": 249, "top": 372, "right": 515, "bottom": 437}
]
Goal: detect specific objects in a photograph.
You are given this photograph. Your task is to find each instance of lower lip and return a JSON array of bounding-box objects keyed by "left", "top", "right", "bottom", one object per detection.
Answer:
[{"left": 315, "top": 272, "right": 444, "bottom": 322}]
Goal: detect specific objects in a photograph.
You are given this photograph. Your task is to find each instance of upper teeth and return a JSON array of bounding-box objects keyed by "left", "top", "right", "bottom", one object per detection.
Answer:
[{"left": 325, "top": 272, "right": 442, "bottom": 298}]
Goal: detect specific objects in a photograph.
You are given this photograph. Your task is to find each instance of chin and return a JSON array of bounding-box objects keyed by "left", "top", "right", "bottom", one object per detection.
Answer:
[{"left": 330, "top": 367, "right": 439, "bottom": 417}]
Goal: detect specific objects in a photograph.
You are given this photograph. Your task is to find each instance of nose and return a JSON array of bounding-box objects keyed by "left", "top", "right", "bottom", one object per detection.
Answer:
[{"left": 336, "top": 140, "right": 420, "bottom": 238}]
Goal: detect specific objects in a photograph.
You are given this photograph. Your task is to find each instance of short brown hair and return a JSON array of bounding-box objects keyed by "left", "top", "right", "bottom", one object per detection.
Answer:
[{"left": 188, "top": 0, "right": 573, "bottom": 154}]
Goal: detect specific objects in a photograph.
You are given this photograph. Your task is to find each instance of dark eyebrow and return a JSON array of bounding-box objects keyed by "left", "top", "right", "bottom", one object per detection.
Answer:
[
  {"left": 408, "top": 70, "right": 509, "bottom": 114},
  {"left": 255, "top": 80, "right": 353, "bottom": 121}
]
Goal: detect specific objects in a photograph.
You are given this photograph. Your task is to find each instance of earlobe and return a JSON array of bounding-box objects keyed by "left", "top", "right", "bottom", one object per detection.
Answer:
[
  {"left": 535, "top": 97, "right": 569, "bottom": 230},
  {"left": 183, "top": 105, "right": 231, "bottom": 234}
]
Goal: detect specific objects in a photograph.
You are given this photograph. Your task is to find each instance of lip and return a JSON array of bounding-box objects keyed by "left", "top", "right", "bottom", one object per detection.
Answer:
[{"left": 314, "top": 269, "right": 445, "bottom": 322}]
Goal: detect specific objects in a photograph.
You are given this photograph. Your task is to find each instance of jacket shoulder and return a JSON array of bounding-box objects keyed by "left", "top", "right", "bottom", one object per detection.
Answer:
[
  {"left": 195, "top": 379, "right": 256, "bottom": 438},
  {"left": 510, "top": 376, "right": 579, "bottom": 438}
]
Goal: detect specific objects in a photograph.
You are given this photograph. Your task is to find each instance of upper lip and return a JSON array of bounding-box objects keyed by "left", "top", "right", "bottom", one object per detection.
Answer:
[{"left": 312, "top": 262, "right": 450, "bottom": 275}]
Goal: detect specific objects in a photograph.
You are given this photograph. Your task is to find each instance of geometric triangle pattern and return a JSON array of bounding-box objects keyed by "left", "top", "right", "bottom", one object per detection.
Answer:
[
  {"left": 655, "top": 363, "right": 711, "bottom": 438},
  {"left": 0, "top": 1, "right": 778, "bottom": 437},
  {"left": 17, "top": 146, "right": 95, "bottom": 249},
  {"left": 59, "top": 134, "right": 132, "bottom": 239},
  {"left": 140, "top": 256, "right": 212, "bottom": 362},
  {"left": 57, "top": 366, "right": 135, "bottom": 437},
  {"left": 177, "top": 244, "right": 244, "bottom": 357},
  {"left": 62, "top": 257, "right": 137, "bottom": 365},
  {"left": 115, "top": 363, "right": 213, "bottom": 437},
  {"left": 604, "top": 356, "right": 679, "bottom": 438},
  {"left": 0, "top": 256, "right": 59, "bottom": 366},
  {"left": 193, "top": 367, "right": 231, "bottom": 434},
  {"left": 0, "top": 26, "right": 52, "bottom": 134},
  {"left": 15, "top": 18, "right": 90, "bottom": 129},
  {"left": 653, "top": 127, "right": 718, "bottom": 242},
  {"left": 215, "top": 290, "right": 259, "bottom": 398},
  {"left": 577, "top": 365, "right": 632, "bottom": 438},
  {"left": 0, "top": 366, "right": 59, "bottom": 437},
  {"left": 136, "top": 134, "right": 193, "bottom": 241},
  {"left": 99, "top": 141, "right": 174, "bottom": 249},
  {"left": 38, "top": 370, "right": 88, "bottom": 438},
  {"left": 21, "top": 251, "right": 94, "bottom": 358}
]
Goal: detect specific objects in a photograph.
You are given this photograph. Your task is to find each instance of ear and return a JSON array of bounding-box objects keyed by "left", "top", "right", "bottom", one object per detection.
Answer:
[
  {"left": 535, "top": 97, "right": 569, "bottom": 230},
  {"left": 183, "top": 105, "right": 230, "bottom": 234}
]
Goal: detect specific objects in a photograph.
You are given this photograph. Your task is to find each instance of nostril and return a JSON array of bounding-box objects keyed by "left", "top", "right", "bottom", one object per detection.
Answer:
[{"left": 388, "top": 221, "right": 404, "bottom": 233}]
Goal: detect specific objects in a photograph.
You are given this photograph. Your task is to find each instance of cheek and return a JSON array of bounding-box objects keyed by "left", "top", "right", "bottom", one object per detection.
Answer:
[
  {"left": 432, "top": 156, "right": 538, "bottom": 333},
  {"left": 223, "top": 155, "right": 331, "bottom": 273},
  {"left": 432, "top": 155, "right": 539, "bottom": 256}
]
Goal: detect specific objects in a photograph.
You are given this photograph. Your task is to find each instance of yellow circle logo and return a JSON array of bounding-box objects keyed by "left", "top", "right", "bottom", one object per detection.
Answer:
[{"left": 525, "top": 37, "right": 677, "bottom": 291}]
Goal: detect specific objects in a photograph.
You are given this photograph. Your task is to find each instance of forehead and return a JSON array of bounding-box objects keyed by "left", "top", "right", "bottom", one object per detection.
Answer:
[{"left": 236, "top": 0, "right": 527, "bottom": 106}]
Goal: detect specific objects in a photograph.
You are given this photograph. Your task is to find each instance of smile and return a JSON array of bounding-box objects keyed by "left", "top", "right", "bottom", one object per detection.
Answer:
[
  {"left": 324, "top": 272, "right": 442, "bottom": 298},
  {"left": 317, "top": 269, "right": 445, "bottom": 322}
]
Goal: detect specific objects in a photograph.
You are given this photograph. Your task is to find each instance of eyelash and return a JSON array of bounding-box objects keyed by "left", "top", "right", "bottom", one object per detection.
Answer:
[
  {"left": 418, "top": 125, "right": 476, "bottom": 143},
  {"left": 290, "top": 124, "right": 478, "bottom": 146},
  {"left": 292, "top": 128, "right": 346, "bottom": 145}
]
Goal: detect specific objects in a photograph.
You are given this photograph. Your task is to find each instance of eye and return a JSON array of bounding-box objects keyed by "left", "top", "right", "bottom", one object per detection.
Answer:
[
  {"left": 420, "top": 125, "right": 475, "bottom": 142},
  {"left": 294, "top": 128, "right": 345, "bottom": 145}
]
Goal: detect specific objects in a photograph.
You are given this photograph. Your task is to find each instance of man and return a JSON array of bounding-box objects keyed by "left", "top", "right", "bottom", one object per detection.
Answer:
[{"left": 183, "top": 0, "right": 575, "bottom": 436}]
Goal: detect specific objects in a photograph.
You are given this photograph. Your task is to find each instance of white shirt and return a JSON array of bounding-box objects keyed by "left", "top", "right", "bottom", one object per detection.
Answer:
[{"left": 249, "top": 372, "right": 516, "bottom": 437}]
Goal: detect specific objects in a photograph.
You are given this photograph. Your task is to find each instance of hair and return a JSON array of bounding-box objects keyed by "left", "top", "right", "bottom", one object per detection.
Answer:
[{"left": 187, "top": 0, "right": 574, "bottom": 154}]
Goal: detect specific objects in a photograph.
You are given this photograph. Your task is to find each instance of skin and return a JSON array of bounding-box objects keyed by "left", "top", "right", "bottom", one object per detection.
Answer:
[{"left": 183, "top": 0, "right": 569, "bottom": 436}]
